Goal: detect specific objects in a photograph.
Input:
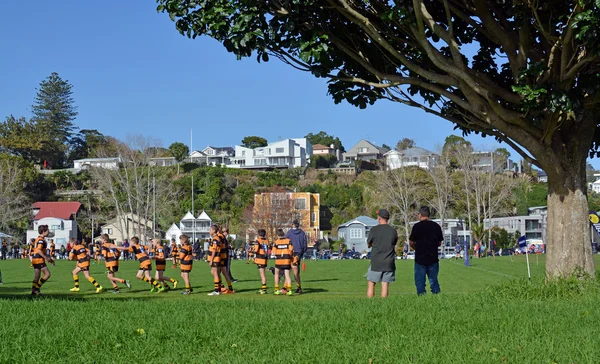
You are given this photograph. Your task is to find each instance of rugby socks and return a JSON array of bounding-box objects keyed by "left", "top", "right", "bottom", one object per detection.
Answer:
[
  {"left": 261, "top": 284, "right": 267, "bottom": 291},
  {"left": 228, "top": 284, "right": 233, "bottom": 291},
  {"left": 119, "top": 279, "right": 125, "bottom": 284},
  {"left": 169, "top": 278, "right": 176, "bottom": 283},
  {"left": 213, "top": 280, "right": 221, "bottom": 293},
  {"left": 32, "top": 281, "right": 40, "bottom": 292},
  {"left": 297, "top": 283, "right": 302, "bottom": 289},
  {"left": 38, "top": 278, "right": 47, "bottom": 287},
  {"left": 185, "top": 285, "right": 191, "bottom": 292},
  {"left": 143, "top": 277, "right": 161, "bottom": 288},
  {"left": 274, "top": 284, "right": 280, "bottom": 291},
  {"left": 73, "top": 275, "right": 80, "bottom": 288},
  {"left": 88, "top": 277, "right": 100, "bottom": 288}
]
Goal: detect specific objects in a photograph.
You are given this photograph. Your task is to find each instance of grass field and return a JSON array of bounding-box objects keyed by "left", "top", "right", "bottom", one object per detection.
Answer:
[{"left": 1, "top": 255, "right": 599, "bottom": 363}]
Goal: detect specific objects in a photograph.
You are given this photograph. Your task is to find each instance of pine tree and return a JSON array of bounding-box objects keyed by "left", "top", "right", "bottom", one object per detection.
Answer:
[{"left": 31, "top": 72, "right": 78, "bottom": 168}]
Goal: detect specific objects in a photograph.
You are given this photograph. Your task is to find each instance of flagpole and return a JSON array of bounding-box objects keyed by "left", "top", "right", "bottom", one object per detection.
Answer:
[{"left": 525, "top": 247, "right": 531, "bottom": 279}]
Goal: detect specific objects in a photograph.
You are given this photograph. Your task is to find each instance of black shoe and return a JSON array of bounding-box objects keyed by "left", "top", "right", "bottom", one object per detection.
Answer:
[
  {"left": 232, "top": 279, "right": 238, "bottom": 283},
  {"left": 295, "top": 288, "right": 303, "bottom": 294},
  {"left": 268, "top": 267, "right": 275, "bottom": 275}
]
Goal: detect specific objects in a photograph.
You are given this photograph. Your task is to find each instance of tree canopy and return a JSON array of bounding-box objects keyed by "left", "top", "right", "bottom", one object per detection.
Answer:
[
  {"left": 241, "top": 135, "right": 268, "bottom": 149},
  {"left": 157, "top": 0, "right": 600, "bottom": 277},
  {"left": 395, "top": 138, "right": 416, "bottom": 151},
  {"left": 305, "top": 131, "right": 345, "bottom": 152}
]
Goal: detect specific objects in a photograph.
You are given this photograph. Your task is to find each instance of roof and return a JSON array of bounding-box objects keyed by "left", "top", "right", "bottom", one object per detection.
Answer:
[
  {"left": 197, "top": 210, "right": 212, "bottom": 221},
  {"left": 398, "top": 147, "right": 437, "bottom": 157},
  {"left": 205, "top": 146, "right": 234, "bottom": 153},
  {"left": 32, "top": 202, "right": 81, "bottom": 220},
  {"left": 74, "top": 157, "right": 120, "bottom": 163},
  {"left": 339, "top": 216, "right": 379, "bottom": 228},
  {"left": 313, "top": 144, "right": 331, "bottom": 150},
  {"left": 181, "top": 211, "right": 196, "bottom": 220},
  {"left": 537, "top": 170, "right": 548, "bottom": 177}
]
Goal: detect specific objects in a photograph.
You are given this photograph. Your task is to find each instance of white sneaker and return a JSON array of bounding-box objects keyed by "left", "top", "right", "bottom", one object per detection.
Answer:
[{"left": 207, "top": 291, "right": 221, "bottom": 296}]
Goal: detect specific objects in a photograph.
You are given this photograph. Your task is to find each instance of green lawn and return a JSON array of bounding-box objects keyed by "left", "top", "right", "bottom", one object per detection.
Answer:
[{"left": 0, "top": 256, "right": 599, "bottom": 363}]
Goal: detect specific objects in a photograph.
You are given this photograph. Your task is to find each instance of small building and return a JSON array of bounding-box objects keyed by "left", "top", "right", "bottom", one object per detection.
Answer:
[
  {"left": 253, "top": 192, "right": 320, "bottom": 241},
  {"left": 165, "top": 211, "right": 213, "bottom": 242},
  {"left": 384, "top": 147, "right": 440, "bottom": 170},
  {"left": 27, "top": 202, "right": 82, "bottom": 249},
  {"left": 409, "top": 218, "right": 471, "bottom": 247},
  {"left": 312, "top": 144, "right": 335, "bottom": 156},
  {"left": 591, "top": 177, "right": 600, "bottom": 194},
  {"left": 230, "top": 138, "right": 311, "bottom": 169},
  {"left": 343, "top": 139, "right": 385, "bottom": 162},
  {"left": 484, "top": 207, "right": 547, "bottom": 241},
  {"left": 97, "top": 213, "right": 157, "bottom": 243},
  {"left": 337, "top": 216, "right": 379, "bottom": 253},
  {"left": 537, "top": 170, "right": 548, "bottom": 183},
  {"left": 73, "top": 157, "right": 121, "bottom": 170}
]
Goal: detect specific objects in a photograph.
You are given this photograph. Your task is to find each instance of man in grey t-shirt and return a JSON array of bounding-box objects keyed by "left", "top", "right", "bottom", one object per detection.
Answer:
[{"left": 366, "top": 209, "right": 398, "bottom": 298}]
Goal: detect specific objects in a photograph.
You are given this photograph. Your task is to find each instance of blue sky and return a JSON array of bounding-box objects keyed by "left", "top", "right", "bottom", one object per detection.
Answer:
[{"left": 0, "top": 2, "right": 591, "bottom": 167}]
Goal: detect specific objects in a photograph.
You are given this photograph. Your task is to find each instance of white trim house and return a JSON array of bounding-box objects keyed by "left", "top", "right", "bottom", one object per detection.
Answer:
[
  {"left": 384, "top": 147, "right": 440, "bottom": 170},
  {"left": 165, "top": 211, "right": 213, "bottom": 242},
  {"left": 230, "top": 138, "right": 311, "bottom": 169}
]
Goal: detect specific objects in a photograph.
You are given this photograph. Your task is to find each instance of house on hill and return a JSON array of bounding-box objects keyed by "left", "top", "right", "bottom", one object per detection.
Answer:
[
  {"left": 337, "top": 216, "right": 379, "bottom": 253},
  {"left": 384, "top": 147, "right": 440, "bottom": 170},
  {"left": 27, "top": 202, "right": 82, "bottom": 248},
  {"left": 343, "top": 140, "right": 385, "bottom": 162}
]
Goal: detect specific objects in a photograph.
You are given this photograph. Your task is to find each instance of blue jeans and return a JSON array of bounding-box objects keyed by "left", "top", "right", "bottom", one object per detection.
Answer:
[{"left": 414, "top": 262, "right": 440, "bottom": 295}]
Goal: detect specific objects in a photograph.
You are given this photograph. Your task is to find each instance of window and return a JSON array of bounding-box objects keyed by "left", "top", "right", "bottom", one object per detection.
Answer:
[
  {"left": 311, "top": 212, "right": 316, "bottom": 222},
  {"left": 350, "top": 228, "right": 362, "bottom": 239},
  {"left": 358, "top": 147, "right": 369, "bottom": 153},
  {"left": 51, "top": 224, "right": 62, "bottom": 231},
  {"left": 241, "top": 151, "right": 245, "bottom": 157},
  {"left": 294, "top": 198, "right": 306, "bottom": 210},
  {"left": 276, "top": 147, "right": 284, "bottom": 153}
]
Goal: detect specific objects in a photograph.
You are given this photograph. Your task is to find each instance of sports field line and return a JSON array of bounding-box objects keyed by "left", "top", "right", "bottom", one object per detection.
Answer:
[{"left": 446, "top": 259, "right": 521, "bottom": 279}]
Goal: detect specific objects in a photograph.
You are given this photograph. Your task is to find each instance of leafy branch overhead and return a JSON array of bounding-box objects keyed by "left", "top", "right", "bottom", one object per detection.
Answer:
[{"left": 157, "top": 0, "right": 600, "bottom": 178}]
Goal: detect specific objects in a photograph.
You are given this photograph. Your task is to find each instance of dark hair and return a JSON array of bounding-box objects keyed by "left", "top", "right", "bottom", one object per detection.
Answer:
[
  {"left": 210, "top": 225, "right": 219, "bottom": 233},
  {"left": 180, "top": 234, "right": 189, "bottom": 243},
  {"left": 276, "top": 229, "right": 285, "bottom": 237},
  {"left": 258, "top": 229, "right": 266, "bottom": 238},
  {"left": 419, "top": 206, "right": 431, "bottom": 217},
  {"left": 38, "top": 225, "right": 49, "bottom": 235},
  {"left": 292, "top": 220, "right": 300, "bottom": 227},
  {"left": 131, "top": 236, "right": 139, "bottom": 244}
]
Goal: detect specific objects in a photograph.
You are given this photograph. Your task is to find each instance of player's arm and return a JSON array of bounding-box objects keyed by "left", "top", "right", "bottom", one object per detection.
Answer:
[
  {"left": 68, "top": 250, "right": 75, "bottom": 261},
  {"left": 34, "top": 243, "right": 52, "bottom": 262}
]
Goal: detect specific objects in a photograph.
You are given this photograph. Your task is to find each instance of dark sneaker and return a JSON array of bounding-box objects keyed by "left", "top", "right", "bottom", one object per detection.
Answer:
[{"left": 295, "top": 288, "right": 303, "bottom": 294}]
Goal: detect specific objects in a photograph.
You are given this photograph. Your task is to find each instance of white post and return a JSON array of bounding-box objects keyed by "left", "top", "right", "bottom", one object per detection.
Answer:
[
  {"left": 525, "top": 248, "right": 531, "bottom": 279},
  {"left": 192, "top": 174, "right": 195, "bottom": 243},
  {"left": 153, "top": 171, "right": 156, "bottom": 237}
]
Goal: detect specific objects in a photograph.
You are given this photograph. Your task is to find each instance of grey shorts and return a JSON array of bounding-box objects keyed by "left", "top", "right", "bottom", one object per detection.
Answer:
[{"left": 367, "top": 266, "right": 395, "bottom": 283}]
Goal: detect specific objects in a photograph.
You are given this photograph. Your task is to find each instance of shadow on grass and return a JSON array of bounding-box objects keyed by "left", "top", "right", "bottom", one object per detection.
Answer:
[
  {"left": 300, "top": 288, "right": 328, "bottom": 294},
  {"left": 304, "top": 278, "right": 339, "bottom": 283}
]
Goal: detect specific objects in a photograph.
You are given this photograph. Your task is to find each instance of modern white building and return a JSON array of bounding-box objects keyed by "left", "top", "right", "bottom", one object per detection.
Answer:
[
  {"left": 73, "top": 157, "right": 121, "bottom": 170},
  {"left": 384, "top": 147, "right": 440, "bottom": 170},
  {"left": 165, "top": 210, "right": 213, "bottom": 242},
  {"left": 27, "top": 202, "right": 82, "bottom": 249},
  {"left": 483, "top": 206, "right": 547, "bottom": 241},
  {"left": 230, "top": 138, "right": 311, "bottom": 169},
  {"left": 150, "top": 146, "right": 235, "bottom": 167}
]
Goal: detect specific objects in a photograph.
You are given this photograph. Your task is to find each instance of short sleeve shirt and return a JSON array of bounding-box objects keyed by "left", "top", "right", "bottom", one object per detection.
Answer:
[
  {"left": 367, "top": 224, "right": 398, "bottom": 272},
  {"left": 409, "top": 220, "right": 444, "bottom": 266}
]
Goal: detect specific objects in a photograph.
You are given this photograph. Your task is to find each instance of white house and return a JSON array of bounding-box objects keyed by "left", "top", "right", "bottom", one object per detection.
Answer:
[
  {"left": 73, "top": 157, "right": 121, "bottom": 170},
  {"left": 165, "top": 211, "right": 213, "bottom": 242},
  {"left": 96, "top": 213, "right": 157, "bottom": 243},
  {"left": 27, "top": 202, "right": 81, "bottom": 249},
  {"left": 591, "top": 179, "right": 600, "bottom": 193},
  {"left": 384, "top": 147, "right": 440, "bottom": 170},
  {"left": 230, "top": 138, "right": 311, "bottom": 169}
]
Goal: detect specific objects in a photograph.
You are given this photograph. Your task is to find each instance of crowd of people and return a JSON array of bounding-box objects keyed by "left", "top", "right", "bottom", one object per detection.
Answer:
[{"left": 25, "top": 219, "right": 309, "bottom": 297}]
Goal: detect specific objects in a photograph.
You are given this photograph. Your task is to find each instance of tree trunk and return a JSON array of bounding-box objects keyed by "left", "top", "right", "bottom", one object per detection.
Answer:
[{"left": 545, "top": 158, "right": 595, "bottom": 279}]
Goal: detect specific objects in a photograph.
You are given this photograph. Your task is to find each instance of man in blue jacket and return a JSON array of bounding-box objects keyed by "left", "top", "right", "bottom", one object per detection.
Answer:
[{"left": 286, "top": 220, "right": 307, "bottom": 294}]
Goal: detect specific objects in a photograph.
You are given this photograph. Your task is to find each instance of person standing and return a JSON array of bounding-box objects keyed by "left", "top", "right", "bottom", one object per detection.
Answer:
[
  {"left": 366, "top": 209, "right": 398, "bottom": 298},
  {"left": 251, "top": 229, "right": 270, "bottom": 294},
  {"left": 68, "top": 238, "right": 103, "bottom": 293},
  {"left": 409, "top": 206, "right": 443, "bottom": 295},
  {"left": 31, "top": 225, "right": 54, "bottom": 296},
  {"left": 1, "top": 240, "right": 7, "bottom": 260},
  {"left": 222, "top": 227, "right": 237, "bottom": 283},
  {"left": 286, "top": 220, "right": 307, "bottom": 294},
  {"left": 193, "top": 239, "right": 201, "bottom": 261}
]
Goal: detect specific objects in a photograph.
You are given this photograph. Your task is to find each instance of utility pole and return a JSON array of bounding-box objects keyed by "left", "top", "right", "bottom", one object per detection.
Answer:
[{"left": 153, "top": 170, "right": 156, "bottom": 238}]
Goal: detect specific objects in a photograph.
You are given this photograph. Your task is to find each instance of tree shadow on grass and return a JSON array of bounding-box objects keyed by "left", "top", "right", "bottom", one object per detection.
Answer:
[
  {"left": 299, "top": 288, "right": 328, "bottom": 294},
  {"left": 304, "top": 278, "right": 339, "bottom": 283}
]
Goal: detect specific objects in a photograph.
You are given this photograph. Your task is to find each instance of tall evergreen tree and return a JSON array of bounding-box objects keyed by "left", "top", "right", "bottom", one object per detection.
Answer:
[{"left": 32, "top": 72, "right": 78, "bottom": 168}]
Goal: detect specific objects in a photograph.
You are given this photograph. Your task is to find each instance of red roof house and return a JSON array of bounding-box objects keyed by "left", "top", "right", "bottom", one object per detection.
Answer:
[{"left": 32, "top": 202, "right": 81, "bottom": 220}]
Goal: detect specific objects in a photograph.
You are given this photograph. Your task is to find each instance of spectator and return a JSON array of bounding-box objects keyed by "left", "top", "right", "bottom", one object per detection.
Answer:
[
  {"left": 455, "top": 242, "right": 461, "bottom": 260},
  {"left": 59, "top": 245, "right": 66, "bottom": 259},
  {"left": 403, "top": 241, "right": 409, "bottom": 260},
  {"left": 123, "top": 239, "right": 130, "bottom": 260},
  {"left": 286, "top": 220, "right": 307, "bottom": 294},
  {"left": 1, "top": 240, "right": 7, "bottom": 260},
  {"left": 366, "top": 209, "right": 398, "bottom": 298},
  {"left": 66, "top": 241, "right": 72, "bottom": 256},
  {"left": 409, "top": 206, "right": 443, "bottom": 295},
  {"left": 193, "top": 239, "right": 201, "bottom": 260},
  {"left": 312, "top": 240, "right": 319, "bottom": 261}
]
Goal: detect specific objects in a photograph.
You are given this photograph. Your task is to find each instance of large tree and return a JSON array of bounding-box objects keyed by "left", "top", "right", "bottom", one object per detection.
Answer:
[
  {"left": 32, "top": 72, "right": 79, "bottom": 168},
  {"left": 158, "top": 1, "right": 600, "bottom": 278},
  {"left": 169, "top": 141, "right": 190, "bottom": 174},
  {"left": 305, "top": 131, "right": 345, "bottom": 152},
  {"left": 241, "top": 136, "right": 268, "bottom": 149},
  {"left": 395, "top": 138, "right": 416, "bottom": 151}
]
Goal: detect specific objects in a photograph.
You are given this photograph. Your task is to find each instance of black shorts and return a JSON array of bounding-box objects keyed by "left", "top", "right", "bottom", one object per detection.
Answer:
[
  {"left": 219, "top": 258, "right": 228, "bottom": 267},
  {"left": 107, "top": 266, "right": 119, "bottom": 273},
  {"left": 32, "top": 263, "right": 47, "bottom": 269},
  {"left": 256, "top": 264, "right": 267, "bottom": 269},
  {"left": 77, "top": 266, "right": 89, "bottom": 272},
  {"left": 139, "top": 265, "right": 152, "bottom": 272},
  {"left": 275, "top": 265, "right": 291, "bottom": 270},
  {"left": 181, "top": 269, "right": 191, "bottom": 273}
]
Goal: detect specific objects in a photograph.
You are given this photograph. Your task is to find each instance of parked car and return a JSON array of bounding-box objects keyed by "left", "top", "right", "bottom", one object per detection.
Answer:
[
  {"left": 330, "top": 252, "right": 340, "bottom": 260},
  {"left": 360, "top": 252, "right": 371, "bottom": 259}
]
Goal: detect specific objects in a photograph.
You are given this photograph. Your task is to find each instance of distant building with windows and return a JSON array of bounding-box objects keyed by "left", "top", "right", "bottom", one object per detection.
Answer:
[
  {"left": 337, "top": 216, "right": 379, "bottom": 253},
  {"left": 252, "top": 192, "right": 320, "bottom": 241},
  {"left": 96, "top": 213, "right": 157, "bottom": 243},
  {"left": 150, "top": 146, "right": 235, "bottom": 167},
  {"left": 483, "top": 206, "right": 547, "bottom": 241},
  {"left": 343, "top": 139, "right": 385, "bottom": 162},
  {"left": 165, "top": 211, "right": 213, "bottom": 242},
  {"left": 384, "top": 147, "right": 440, "bottom": 170},
  {"left": 27, "top": 202, "right": 81, "bottom": 249},
  {"left": 230, "top": 138, "right": 312, "bottom": 169}
]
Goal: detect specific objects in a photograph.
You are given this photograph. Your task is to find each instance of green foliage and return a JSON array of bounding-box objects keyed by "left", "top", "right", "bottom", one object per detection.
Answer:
[
  {"left": 241, "top": 135, "right": 267, "bottom": 149},
  {"left": 588, "top": 191, "right": 600, "bottom": 212},
  {"left": 0, "top": 116, "right": 50, "bottom": 162},
  {"left": 395, "top": 138, "right": 416, "bottom": 151},
  {"left": 68, "top": 129, "right": 108, "bottom": 162},
  {"left": 310, "top": 154, "right": 337, "bottom": 168},
  {"left": 514, "top": 183, "right": 548, "bottom": 215},
  {"left": 305, "top": 131, "right": 345, "bottom": 152},
  {"left": 168, "top": 142, "right": 189, "bottom": 163},
  {"left": 31, "top": 72, "right": 78, "bottom": 168}
]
